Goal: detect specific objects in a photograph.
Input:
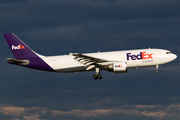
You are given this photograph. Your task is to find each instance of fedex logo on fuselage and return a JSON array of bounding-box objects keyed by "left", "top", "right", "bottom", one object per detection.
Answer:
[
  {"left": 12, "top": 44, "right": 25, "bottom": 50},
  {"left": 127, "top": 52, "right": 153, "bottom": 60}
]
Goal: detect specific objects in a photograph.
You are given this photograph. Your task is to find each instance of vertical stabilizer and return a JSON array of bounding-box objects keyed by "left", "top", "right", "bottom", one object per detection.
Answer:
[{"left": 3, "top": 33, "right": 42, "bottom": 59}]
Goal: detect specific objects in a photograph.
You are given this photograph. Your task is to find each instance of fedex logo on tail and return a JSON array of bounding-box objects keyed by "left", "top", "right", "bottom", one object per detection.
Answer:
[
  {"left": 12, "top": 44, "right": 25, "bottom": 50},
  {"left": 127, "top": 52, "right": 153, "bottom": 60}
]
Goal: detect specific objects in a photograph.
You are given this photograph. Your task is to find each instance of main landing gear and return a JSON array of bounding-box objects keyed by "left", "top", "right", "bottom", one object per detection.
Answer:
[
  {"left": 93, "top": 67, "right": 102, "bottom": 80},
  {"left": 155, "top": 65, "right": 159, "bottom": 74}
]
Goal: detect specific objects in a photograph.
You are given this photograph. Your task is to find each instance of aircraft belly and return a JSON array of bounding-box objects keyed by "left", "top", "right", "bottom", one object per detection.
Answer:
[{"left": 55, "top": 66, "right": 86, "bottom": 73}]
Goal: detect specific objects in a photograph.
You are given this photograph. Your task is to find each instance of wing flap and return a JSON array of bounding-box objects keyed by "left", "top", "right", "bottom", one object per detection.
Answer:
[
  {"left": 71, "top": 53, "right": 120, "bottom": 71},
  {"left": 86, "top": 65, "right": 95, "bottom": 70}
]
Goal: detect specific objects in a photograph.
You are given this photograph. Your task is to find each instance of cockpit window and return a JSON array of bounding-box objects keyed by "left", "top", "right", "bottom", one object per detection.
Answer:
[{"left": 166, "top": 52, "right": 171, "bottom": 54}]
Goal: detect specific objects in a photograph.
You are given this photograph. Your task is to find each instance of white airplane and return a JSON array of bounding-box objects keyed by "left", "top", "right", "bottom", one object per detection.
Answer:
[{"left": 3, "top": 33, "right": 177, "bottom": 80}]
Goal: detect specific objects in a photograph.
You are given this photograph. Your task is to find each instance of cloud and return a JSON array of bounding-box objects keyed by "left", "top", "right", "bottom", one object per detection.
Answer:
[
  {"left": 51, "top": 109, "right": 115, "bottom": 117},
  {"left": 139, "top": 111, "right": 167, "bottom": 118},
  {"left": 0, "top": 105, "right": 48, "bottom": 120},
  {"left": 0, "top": 104, "right": 180, "bottom": 119},
  {"left": 0, "top": 106, "right": 25, "bottom": 116},
  {"left": 134, "top": 105, "right": 156, "bottom": 109},
  {"left": 23, "top": 114, "right": 40, "bottom": 120},
  {"left": 49, "top": 104, "right": 180, "bottom": 119},
  {"left": 50, "top": 108, "right": 168, "bottom": 118}
]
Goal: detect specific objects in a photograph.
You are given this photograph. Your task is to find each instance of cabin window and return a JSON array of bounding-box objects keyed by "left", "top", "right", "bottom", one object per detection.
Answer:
[{"left": 166, "top": 52, "right": 171, "bottom": 54}]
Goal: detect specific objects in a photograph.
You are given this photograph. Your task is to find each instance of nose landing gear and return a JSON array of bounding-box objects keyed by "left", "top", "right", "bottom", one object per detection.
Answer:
[{"left": 155, "top": 65, "right": 159, "bottom": 74}]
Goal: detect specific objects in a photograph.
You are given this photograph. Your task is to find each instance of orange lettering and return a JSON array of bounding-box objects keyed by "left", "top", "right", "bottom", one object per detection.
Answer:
[
  {"left": 147, "top": 54, "right": 153, "bottom": 59},
  {"left": 142, "top": 52, "right": 147, "bottom": 59}
]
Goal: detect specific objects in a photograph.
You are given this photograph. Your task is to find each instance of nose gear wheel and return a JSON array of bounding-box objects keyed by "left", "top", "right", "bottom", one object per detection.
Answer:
[{"left": 155, "top": 65, "right": 159, "bottom": 74}]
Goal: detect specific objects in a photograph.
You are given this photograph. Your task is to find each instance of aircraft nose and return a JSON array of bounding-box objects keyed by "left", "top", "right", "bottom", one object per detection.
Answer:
[
  {"left": 165, "top": 53, "right": 177, "bottom": 63},
  {"left": 173, "top": 54, "right": 177, "bottom": 60}
]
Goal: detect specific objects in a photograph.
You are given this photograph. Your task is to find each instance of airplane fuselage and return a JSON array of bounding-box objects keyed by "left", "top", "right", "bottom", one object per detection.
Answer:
[{"left": 39, "top": 48, "right": 177, "bottom": 73}]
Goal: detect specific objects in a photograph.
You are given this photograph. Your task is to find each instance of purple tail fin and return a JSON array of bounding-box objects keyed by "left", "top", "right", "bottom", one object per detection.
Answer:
[{"left": 3, "top": 33, "right": 40, "bottom": 59}]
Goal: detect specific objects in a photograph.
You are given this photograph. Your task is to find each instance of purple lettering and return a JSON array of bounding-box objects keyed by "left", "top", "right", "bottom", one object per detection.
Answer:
[
  {"left": 131, "top": 55, "right": 136, "bottom": 60},
  {"left": 137, "top": 53, "right": 142, "bottom": 60},
  {"left": 127, "top": 53, "right": 131, "bottom": 60},
  {"left": 127, "top": 52, "right": 143, "bottom": 61}
]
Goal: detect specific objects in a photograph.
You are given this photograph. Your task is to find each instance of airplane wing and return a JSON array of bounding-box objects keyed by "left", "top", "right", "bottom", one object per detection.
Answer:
[{"left": 71, "top": 53, "right": 118, "bottom": 70}]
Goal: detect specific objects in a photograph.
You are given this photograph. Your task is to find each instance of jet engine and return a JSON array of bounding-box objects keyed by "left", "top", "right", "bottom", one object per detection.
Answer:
[{"left": 106, "top": 62, "right": 127, "bottom": 73}]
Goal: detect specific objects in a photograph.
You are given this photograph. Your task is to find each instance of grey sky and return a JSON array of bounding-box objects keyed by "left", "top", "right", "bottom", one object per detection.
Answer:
[{"left": 0, "top": 0, "right": 180, "bottom": 119}]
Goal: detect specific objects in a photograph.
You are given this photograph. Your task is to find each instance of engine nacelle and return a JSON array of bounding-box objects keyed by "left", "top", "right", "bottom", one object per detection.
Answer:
[{"left": 106, "top": 62, "right": 127, "bottom": 73}]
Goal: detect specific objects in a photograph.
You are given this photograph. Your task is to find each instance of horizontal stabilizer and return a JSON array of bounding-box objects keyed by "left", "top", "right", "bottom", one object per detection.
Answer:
[{"left": 6, "top": 58, "right": 29, "bottom": 65}]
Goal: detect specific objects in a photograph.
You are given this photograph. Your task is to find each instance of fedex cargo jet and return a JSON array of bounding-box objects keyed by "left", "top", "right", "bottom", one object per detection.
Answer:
[{"left": 3, "top": 33, "right": 177, "bottom": 80}]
